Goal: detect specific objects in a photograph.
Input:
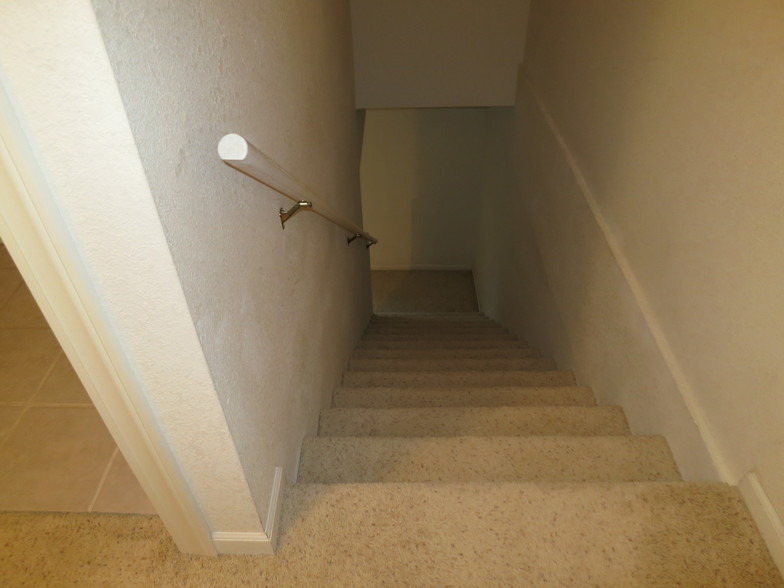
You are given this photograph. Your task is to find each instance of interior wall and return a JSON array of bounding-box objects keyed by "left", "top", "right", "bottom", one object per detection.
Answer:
[
  {"left": 350, "top": 0, "right": 530, "bottom": 108},
  {"left": 0, "top": 0, "right": 261, "bottom": 541},
  {"left": 92, "top": 0, "right": 371, "bottom": 526},
  {"left": 476, "top": 0, "right": 784, "bottom": 544},
  {"left": 361, "top": 108, "right": 490, "bottom": 270}
]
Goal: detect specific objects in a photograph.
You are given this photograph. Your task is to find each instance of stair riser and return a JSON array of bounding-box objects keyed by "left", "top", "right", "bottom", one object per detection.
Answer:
[
  {"left": 363, "top": 329, "right": 511, "bottom": 338},
  {"left": 371, "top": 314, "right": 485, "bottom": 321},
  {"left": 362, "top": 333, "right": 518, "bottom": 341},
  {"left": 367, "top": 323, "right": 509, "bottom": 333},
  {"left": 319, "top": 407, "right": 631, "bottom": 437},
  {"left": 369, "top": 317, "right": 500, "bottom": 325},
  {"left": 342, "top": 370, "right": 576, "bottom": 388},
  {"left": 347, "top": 358, "right": 556, "bottom": 372},
  {"left": 357, "top": 340, "right": 529, "bottom": 350},
  {"left": 352, "top": 348, "right": 541, "bottom": 359},
  {"left": 369, "top": 322, "right": 492, "bottom": 328},
  {"left": 332, "top": 386, "right": 596, "bottom": 408},
  {"left": 298, "top": 436, "right": 680, "bottom": 484}
]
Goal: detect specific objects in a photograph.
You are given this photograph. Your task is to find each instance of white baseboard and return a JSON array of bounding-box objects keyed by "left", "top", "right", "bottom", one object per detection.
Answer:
[
  {"left": 212, "top": 530, "right": 273, "bottom": 556},
  {"left": 738, "top": 472, "right": 784, "bottom": 575},
  {"left": 212, "top": 466, "right": 287, "bottom": 555}
]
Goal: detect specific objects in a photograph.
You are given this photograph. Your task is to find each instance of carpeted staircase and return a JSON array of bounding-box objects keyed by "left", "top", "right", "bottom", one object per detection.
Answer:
[
  {"left": 3, "top": 311, "right": 780, "bottom": 585},
  {"left": 282, "top": 312, "right": 782, "bottom": 585}
]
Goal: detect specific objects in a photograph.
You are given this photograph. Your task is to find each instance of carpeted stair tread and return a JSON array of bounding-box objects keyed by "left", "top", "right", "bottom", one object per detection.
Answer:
[
  {"left": 1, "top": 483, "right": 777, "bottom": 586},
  {"left": 332, "top": 385, "right": 597, "bottom": 408},
  {"left": 342, "top": 369, "right": 575, "bottom": 388},
  {"left": 0, "top": 483, "right": 779, "bottom": 586},
  {"left": 298, "top": 435, "right": 680, "bottom": 483},
  {"left": 348, "top": 357, "right": 556, "bottom": 372},
  {"left": 279, "top": 310, "right": 781, "bottom": 579},
  {"left": 351, "top": 347, "right": 542, "bottom": 359},
  {"left": 319, "top": 406, "right": 630, "bottom": 437},
  {"left": 279, "top": 482, "right": 782, "bottom": 586}
]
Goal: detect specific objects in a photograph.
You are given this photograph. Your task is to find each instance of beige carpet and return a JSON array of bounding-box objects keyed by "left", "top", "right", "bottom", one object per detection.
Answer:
[
  {"left": 0, "top": 483, "right": 780, "bottom": 587},
  {"left": 2, "top": 312, "right": 781, "bottom": 586}
]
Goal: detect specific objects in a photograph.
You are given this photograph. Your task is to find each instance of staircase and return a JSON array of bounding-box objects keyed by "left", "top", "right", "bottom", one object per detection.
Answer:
[{"left": 282, "top": 313, "right": 781, "bottom": 586}]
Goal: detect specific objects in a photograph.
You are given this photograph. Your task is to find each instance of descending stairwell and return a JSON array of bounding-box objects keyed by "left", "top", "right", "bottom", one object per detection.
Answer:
[{"left": 281, "top": 313, "right": 782, "bottom": 586}]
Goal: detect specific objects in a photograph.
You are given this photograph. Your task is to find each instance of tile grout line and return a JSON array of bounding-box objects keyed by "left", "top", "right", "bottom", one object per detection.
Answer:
[
  {"left": 0, "top": 327, "right": 61, "bottom": 331},
  {"left": 0, "top": 402, "right": 95, "bottom": 408},
  {"left": 0, "top": 349, "right": 61, "bottom": 452},
  {"left": 0, "top": 405, "right": 30, "bottom": 453},
  {"left": 88, "top": 446, "right": 119, "bottom": 513},
  {"left": 0, "top": 274, "right": 24, "bottom": 311},
  {"left": 27, "top": 349, "right": 63, "bottom": 405}
]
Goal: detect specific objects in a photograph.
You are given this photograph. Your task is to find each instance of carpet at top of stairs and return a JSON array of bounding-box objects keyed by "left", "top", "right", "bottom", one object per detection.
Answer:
[
  {"left": 1, "top": 481, "right": 780, "bottom": 587},
  {"left": 1, "top": 312, "right": 780, "bottom": 586}
]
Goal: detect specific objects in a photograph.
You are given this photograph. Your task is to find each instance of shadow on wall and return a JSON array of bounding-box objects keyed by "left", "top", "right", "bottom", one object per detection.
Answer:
[
  {"left": 371, "top": 270, "right": 479, "bottom": 313},
  {"left": 477, "top": 0, "right": 784, "bottom": 487},
  {"left": 522, "top": 1, "right": 674, "bottom": 350},
  {"left": 409, "top": 108, "right": 488, "bottom": 269},
  {"left": 473, "top": 107, "right": 517, "bottom": 321}
]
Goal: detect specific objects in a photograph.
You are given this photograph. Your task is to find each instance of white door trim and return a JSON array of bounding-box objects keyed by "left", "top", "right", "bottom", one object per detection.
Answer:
[{"left": 0, "top": 81, "right": 216, "bottom": 555}]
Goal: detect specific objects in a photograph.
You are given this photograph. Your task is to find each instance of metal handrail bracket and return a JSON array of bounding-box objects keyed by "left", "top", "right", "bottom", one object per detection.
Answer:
[
  {"left": 279, "top": 200, "right": 312, "bottom": 229},
  {"left": 218, "top": 133, "right": 377, "bottom": 247}
]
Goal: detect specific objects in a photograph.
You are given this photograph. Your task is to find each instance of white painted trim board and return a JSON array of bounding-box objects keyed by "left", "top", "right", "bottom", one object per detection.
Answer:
[
  {"left": 739, "top": 472, "right": 784, "bottom": 575},
  {"left": 212, "top": 466, "right": 286, "bottom": 555}
]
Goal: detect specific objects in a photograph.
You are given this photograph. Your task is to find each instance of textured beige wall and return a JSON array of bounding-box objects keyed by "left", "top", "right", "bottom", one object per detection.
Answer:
[
  {"left": 92, "top": 0, "right": 371, "bottom": 526},
  {"left": 350, "top": 0, "right": 529, "bottom": 108},
  {"left": 361, "top": 108, "right": 490, "bottom": 269},
  {"left": 477, "top": 0, "right": 784, "bottom": 527}
]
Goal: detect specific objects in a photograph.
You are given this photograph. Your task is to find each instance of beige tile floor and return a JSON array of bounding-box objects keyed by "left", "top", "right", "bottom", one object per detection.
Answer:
[{"left": 0, "top": 244, "right": 154, "bottom": 514}]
